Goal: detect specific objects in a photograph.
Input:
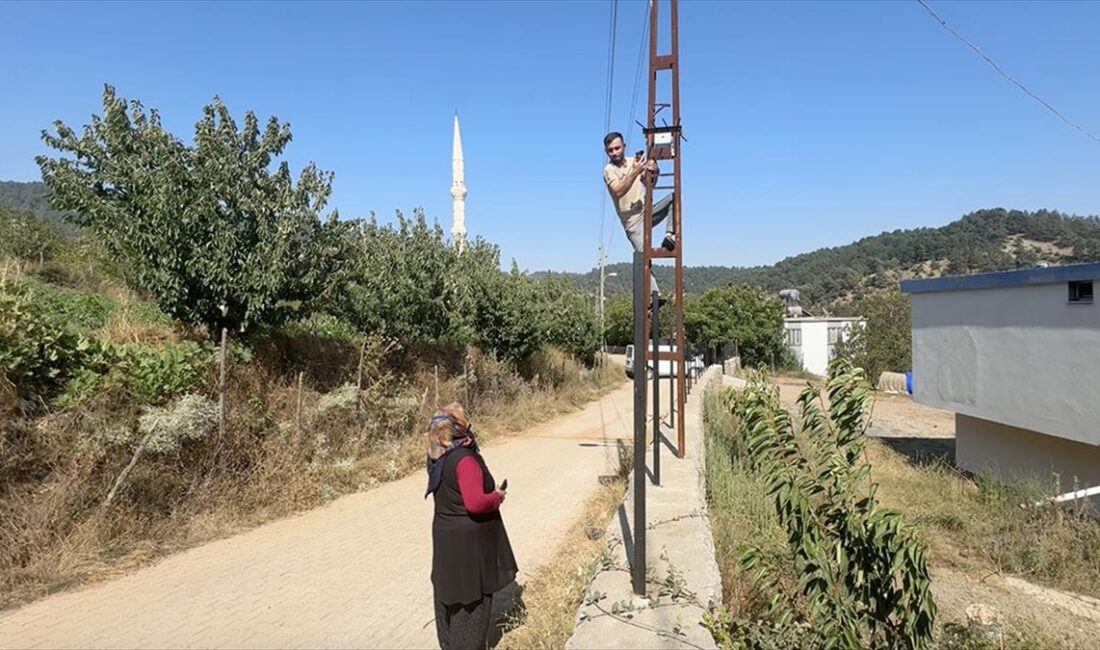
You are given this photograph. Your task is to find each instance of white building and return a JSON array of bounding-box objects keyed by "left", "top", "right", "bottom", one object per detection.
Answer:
[
  {"left": 901, "top": 262, "right": 1100, "bottom": 495},
  {"left": 784, "top": 317, "right": 863, "bottom": 377}
]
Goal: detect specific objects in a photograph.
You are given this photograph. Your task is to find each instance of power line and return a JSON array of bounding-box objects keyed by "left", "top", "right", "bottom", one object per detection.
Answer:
[
  {"left": 600, "top": 0, "right": 651, "bottom": 263},
  {"left": 915, "top": 0, "right": 1100, "bottom": 146},
  {"left": 598, "top": 0, "right": 619, "bottom": 266},
  {"left": 625, "top": 0, "right": 651, "bottom": 150},
  {"left": 597, "top": 0, "right": 620, "bottom": 362},
  {"left": 603, "top": 0, "right": 618, "bottom": 133}
]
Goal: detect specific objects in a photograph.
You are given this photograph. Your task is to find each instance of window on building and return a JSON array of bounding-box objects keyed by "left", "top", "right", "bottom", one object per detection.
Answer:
[
  {"left": 1069, "top": 281, "right": 1094, "bottom": 304},
  {"left": 827, "top": 326, "right": 844, "bottom": 344},
  {"left": 786, "top": 328, "right": 801, "bottom": 346}
]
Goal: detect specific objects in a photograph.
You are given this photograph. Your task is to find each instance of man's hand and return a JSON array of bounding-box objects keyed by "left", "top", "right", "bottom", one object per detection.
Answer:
[{"left": 608, "top": 158, "right": 645, "bottom": 199}]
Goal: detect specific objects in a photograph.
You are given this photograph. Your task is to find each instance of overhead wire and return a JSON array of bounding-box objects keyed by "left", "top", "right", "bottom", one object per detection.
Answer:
[
  {"left": 598, "top": 0, "right": 619, "bottom": 266},
  {"left": 602, "top": 0, "right": 652, "bottom": 264},
  {"left": 625, "top": 0, "right": 651, "bottom": 152},
  {"left": 915, "top": 0, "right": 1100, "bottom": 146}
]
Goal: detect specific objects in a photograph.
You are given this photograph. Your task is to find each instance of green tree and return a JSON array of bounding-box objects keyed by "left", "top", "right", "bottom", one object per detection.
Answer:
[
  {"left": 332, "top": 211, "right": 457, "bottom": 343},
  {"left": 603, "top": 294, "right": 633, "bottom": 347},
  {"left": 835, "top": 289, "right": 911, "bottom": 380},
  {"left": 531, "top": 277, "right": 599, "bottom": 364},
  {"left": 603, "top": 293, "right": 677, "bottom": 348},
  {"left": 684, "top": 284, "right": 787, "bottom": 367},
  {"left": 36, "top": 85, "right": 347, "bottom": 335},
  {"left": 471, "top": 261, "right": 543, "bottom": 362}
]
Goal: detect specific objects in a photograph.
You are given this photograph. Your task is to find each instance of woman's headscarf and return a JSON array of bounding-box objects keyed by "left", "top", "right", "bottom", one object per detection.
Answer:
[{"left": 425, "top": 403, "right": 478, "bottom": 497}]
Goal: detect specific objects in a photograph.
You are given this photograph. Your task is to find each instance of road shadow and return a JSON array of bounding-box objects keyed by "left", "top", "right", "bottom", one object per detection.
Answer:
[
  {"left": 656, "top": 429, "right": 678, "bottom": 457},
  {"left": 617, "top": 503, "right": 635, "bottom": 573}
]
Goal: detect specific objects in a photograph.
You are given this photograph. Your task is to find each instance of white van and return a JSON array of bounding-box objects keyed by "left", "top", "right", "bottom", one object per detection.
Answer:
[{"left": 625, "top": 342, "right": 679, "bottom": 379}]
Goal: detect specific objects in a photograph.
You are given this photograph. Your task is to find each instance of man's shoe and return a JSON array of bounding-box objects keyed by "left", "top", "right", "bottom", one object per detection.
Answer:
[{"left": 661, "top": 233, "right": 677, "bottom": 251}]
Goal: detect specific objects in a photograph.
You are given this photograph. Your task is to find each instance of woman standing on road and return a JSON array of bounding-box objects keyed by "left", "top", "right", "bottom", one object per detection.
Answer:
[{"left": 425, "top": 403, "right": 517, "bottom": 650}]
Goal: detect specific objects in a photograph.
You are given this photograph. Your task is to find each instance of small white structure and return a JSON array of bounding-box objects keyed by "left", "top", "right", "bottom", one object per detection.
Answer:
[
  {"left": 901, "top": 262, "right": 1100, "bottom": 495},
  {"left": 784, "top": 317, "right": 863, "bottom": 377}
]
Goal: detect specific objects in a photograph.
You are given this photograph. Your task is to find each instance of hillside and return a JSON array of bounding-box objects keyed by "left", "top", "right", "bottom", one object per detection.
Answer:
[
  {"left": 559, "top": 208, "right": 1100, "bottom": 310},
  {"left": 0, "top": 180, "right": 72, "bottom": 232}
]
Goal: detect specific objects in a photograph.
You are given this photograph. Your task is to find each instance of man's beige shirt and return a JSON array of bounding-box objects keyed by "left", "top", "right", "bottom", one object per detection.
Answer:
[{"left": 604, "top": 158, "right": 645, "bottom": 229}]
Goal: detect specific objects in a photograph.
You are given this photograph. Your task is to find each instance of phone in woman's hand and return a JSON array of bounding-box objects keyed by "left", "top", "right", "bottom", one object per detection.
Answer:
[{"left": 500, "top": 479, "right": 508, "bottom": 491}]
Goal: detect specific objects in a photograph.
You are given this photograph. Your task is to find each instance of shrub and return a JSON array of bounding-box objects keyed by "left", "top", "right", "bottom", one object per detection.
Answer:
[
  {"left": 22, "top": 279, "right": 117, "bottom": 332},
  {"left": 705, "top": 359, "right": 936, "bottom": 649},
  {"left": 139, "top": 394, "right": 218, "bottom": 454},
  {"left": 0, "top": 280, "right": 110, "bottom": 400},
  {"left": 114, "top": 342, "right": 214, "bottom": 405}
]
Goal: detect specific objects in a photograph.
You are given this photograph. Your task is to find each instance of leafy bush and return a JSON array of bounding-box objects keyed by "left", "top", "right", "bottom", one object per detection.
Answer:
[
  {"left": 54, "top": 341, "right": 212, "bottom": 407},
  {"left": 21, "top": 279, "right": 116, "bottom": 332},
  {"left": 31, "top": 232, "right": 123, "bottom": 291},
  {"left": 0, "top": 280, "right": 110, "bottom": 399},
  {"left": 329, "top": 215, "right": 600, "bottom": 365},
  {"left": 114, "top": 342, "right": 213, "bottom": 405},
  {"left": 285, "top": 313, "right": 362, "bottom": 343},
  {"left": 332, "top": 212, "right": 459, "bottom": 343},
  {"left": 705, "top": 359, "right": 936, "bottom": 649}
]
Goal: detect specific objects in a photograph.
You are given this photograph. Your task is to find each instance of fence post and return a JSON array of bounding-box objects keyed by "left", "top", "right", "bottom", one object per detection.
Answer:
[
  {"left": 218, "top": 327, "right": 228, "bottom": 441},
  {"left": 464, "top": 357, "right": 472, "bottom": 413},
  {"left": 296, "top": 371, "right": 304, "bottom": 438},
  {"left": 356, "top": 340, "right": 366, "bottom": 421}
]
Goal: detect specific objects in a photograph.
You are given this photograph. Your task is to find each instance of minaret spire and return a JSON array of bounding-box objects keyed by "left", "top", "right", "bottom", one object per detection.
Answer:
[{"left": 451, "top": 112, "right": 467, "bottom": 249}]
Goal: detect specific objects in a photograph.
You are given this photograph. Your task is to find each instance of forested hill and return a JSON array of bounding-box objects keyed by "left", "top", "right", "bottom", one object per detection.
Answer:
[
  {"left": 552, "top": 208, "right": 1100, "bottom": 309},
  {"left": 0, "top": 181, "right": 72, "bottom": 232}
]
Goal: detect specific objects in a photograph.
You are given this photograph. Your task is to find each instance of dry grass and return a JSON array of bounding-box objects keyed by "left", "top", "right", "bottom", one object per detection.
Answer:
[
  {"left": 703, "top": 389, "right": 795, "bottom": 624},
  {"left": 864, "top": 440, "right": 1100, "bottom": 649},
  {"left": 93, "top": 290, "right": 177, "bottom": 345},
  {"left": 0, "top": 341, "right": 624, "bottom": 612},
  {"left": 866, "top": 440, "right": 1100, "bottom": 599},
  {"left": 495, "top": 450, "right": 630, "bottom": 649}
]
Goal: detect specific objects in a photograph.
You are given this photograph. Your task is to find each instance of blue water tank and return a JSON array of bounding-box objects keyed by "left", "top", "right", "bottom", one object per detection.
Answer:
[{"left": 904, "top": 371, "right": 913, "bottom": 395}]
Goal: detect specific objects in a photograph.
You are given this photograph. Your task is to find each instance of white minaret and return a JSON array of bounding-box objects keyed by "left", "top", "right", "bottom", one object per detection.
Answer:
[{"left": 451, "top": 113, "right": 467, "bottom": 249}]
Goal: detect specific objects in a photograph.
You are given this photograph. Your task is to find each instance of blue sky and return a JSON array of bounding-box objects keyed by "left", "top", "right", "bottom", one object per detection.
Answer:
[{"left": 2, "top": 1, "right": 1097, "bottom": 273}]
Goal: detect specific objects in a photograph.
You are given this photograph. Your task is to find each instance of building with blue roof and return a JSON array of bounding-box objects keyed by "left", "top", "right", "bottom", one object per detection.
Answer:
[{"left": 901, "top": 262, "right": 1099, "bottom": 499}]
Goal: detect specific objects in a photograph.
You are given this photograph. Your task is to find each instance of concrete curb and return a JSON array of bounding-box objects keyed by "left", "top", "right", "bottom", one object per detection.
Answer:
[{"left": 565, "top": 366, "right": 724, "bottom": 650}]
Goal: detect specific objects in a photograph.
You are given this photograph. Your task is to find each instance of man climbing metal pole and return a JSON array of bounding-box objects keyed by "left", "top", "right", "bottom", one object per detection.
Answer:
[{"left": 602, "top": 131, "right": 676, "bottom": 299}]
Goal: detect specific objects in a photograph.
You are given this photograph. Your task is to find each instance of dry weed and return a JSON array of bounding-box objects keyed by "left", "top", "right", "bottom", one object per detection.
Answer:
[{"left": 495, "top": 468, "right": 629, "bottom": 649}]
